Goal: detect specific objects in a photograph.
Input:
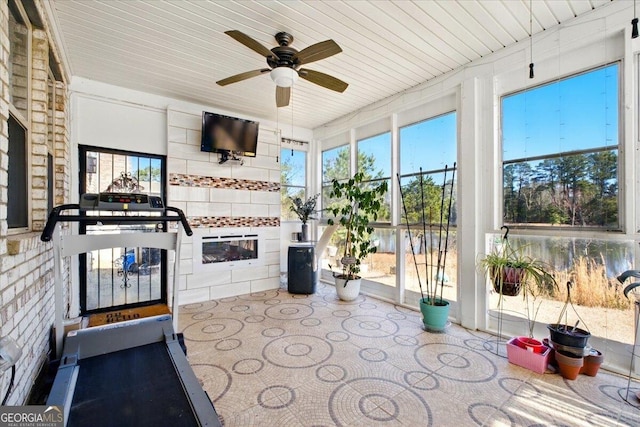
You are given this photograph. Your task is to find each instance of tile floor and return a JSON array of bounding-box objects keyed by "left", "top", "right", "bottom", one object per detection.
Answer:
[{"left": 178, "top": 282, "right": 640, "bottom": 426}]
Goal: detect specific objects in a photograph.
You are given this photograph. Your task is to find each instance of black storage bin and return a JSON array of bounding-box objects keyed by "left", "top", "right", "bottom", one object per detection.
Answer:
[{"left": 287, "top": 245, "right": 317, "bottom": 294}]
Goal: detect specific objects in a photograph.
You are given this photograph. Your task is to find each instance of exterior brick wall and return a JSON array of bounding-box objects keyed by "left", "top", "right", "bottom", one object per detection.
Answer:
[{"left": 0, "top": 0, "right": 70, "bottom": 405}]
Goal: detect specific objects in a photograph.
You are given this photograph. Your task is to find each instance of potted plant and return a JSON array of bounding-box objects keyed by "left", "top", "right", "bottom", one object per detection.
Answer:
[
  {"left": 478, "top": 233, "right": 557, "bottom": 373},
  {"left": 327, "top": 172, "right": 388, "bottom": 301},
  {"left": 479, "top": 231, "right": 554, "bottom": 298},
  {"left": 290, "top": 193, "right": 319, "bottom": 242}
]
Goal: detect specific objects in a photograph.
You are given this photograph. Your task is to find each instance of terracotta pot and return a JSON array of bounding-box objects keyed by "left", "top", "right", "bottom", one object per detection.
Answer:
[
  {"left": 581, "top": 349, "right": 603, "bottom": 377},
  {"left": 491, "top": 266, "right": 524, "bottom": 296},
  {"left": 515, "top": 337, "right": 545, "bottom": 354},
  {"left": 555, "top": 350, "right": 584, "bottom": 380}
]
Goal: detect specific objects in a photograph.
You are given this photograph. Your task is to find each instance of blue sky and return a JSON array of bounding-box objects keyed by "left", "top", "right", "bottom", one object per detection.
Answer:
[
  {"left": 282, "top": 149, "right": 306, "bottom": 186},
  {"left": 503, "top": 63, "right": 618, "bottom": 161},
  {"left": 322, "top": 63, "right": 617, "bottom": 179}
]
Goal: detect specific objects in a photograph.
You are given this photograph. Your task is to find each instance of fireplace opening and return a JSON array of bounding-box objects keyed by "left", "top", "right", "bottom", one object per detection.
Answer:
[
  {"left": 202, "top": 237, "right": 258, "bottom": 264},
  {"left": 195, "top": 232, "right": 265, "bottom": 271}
]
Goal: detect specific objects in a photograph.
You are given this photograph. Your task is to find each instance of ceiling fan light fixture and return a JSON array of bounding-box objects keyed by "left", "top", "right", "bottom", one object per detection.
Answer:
[{"left": 270, "top": 67, "right": 299, "bottom": 87}]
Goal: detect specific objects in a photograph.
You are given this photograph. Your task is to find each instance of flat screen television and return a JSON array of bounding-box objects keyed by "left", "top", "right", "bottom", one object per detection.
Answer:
[{"left": 201, "top": 111, "right": 259, "bottom": 158}]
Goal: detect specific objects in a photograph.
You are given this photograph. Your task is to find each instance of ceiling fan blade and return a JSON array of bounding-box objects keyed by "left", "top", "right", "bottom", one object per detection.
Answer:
[
  {"left": 225, "top": 30, "right": 279, "bottom": 60},
  {"left": 293, "top": 40, "right": 342, "bottom": 65},
  {"left": 276, "top": 86, "right": 290, "bottom": 108},
  {"left": 299, "top": 69, "right": 348, "bottom": 93},
  {"left": 216, "top": 69, "right": 270, "bottom": 86}
]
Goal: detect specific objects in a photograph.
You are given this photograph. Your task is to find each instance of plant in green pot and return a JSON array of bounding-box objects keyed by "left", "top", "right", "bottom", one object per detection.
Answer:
[{"left": 327, "top": 172, "right": 388, "bottom": 301}]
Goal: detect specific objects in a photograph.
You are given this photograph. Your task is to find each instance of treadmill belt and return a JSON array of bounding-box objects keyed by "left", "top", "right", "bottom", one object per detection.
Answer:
[{"left": 69, "top": 342, "right": 198, "bottom": 427}]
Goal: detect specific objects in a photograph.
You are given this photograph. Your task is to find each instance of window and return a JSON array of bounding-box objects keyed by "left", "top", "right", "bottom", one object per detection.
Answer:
[
  {"left": 7, "top": 0, "right": 31, "bottom": 229},
  {"left": 399, "top": 112, "right": 458, "bottom": 300},
  {"left": 7, "top": 116, "right": 28, "bottom": 228},
  {"left": 502, "top": 63, "right": 619, "bottom": 229},
  {"left": 321, "top": 144, "right": 350, "bottom": 218},
  {"left": 280, "top": 149, "right": 306, "bottom": 221},
  {"left": 79, "top": 146, "right": 167, "bottom": 313},
  {"left": 357, "top": 132, "right": 391, "bottom": 222}
]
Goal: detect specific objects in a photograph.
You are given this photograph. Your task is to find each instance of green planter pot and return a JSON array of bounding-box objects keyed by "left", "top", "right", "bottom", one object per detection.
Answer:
[{"left": 419, "top": 298, "right": 450, "bottom": 331}]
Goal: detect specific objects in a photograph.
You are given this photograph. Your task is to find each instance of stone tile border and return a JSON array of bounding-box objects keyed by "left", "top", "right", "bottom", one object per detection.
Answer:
[
  {"left": 170, "top": 173, "right": 280, "bottom": 192},
  {"left": 188, "top": 216, "right": 280, "bottom": 228}
]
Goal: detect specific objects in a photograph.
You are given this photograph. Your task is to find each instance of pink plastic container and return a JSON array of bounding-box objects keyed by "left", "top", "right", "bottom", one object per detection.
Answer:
[{"left": 506, "top": 337, "right": 551, "bottom": 374}]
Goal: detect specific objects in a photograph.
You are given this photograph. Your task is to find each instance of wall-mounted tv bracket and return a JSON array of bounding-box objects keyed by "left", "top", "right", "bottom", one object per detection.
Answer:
[{"left": 218, "top": 150, "right": 244, "bottom": 165}]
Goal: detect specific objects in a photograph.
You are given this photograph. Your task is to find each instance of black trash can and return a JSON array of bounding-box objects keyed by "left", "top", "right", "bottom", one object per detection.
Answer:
[{"left": 287, "top": 245, "right": 317, "bottom": 294}]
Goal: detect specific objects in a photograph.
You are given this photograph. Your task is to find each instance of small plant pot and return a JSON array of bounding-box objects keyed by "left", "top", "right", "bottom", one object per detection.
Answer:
[
  {"left": 515, "top": 337, "right": 546, "bottom": 354},
  {"left": 419, "top": 298, "right": 450, "bottom": 332},
  {"left": 490, "top": 266, "right": 524, "bottom": 296},
  {"left": 581, "top": 349, "right": 603, "bottom": 377},
  {"left": 506, "top": 338, "right": 551, "bottom": 374},
  {"left": 547, "top": 324, "right": 590, "bottom": 349},
  {"left": 335, "top": 276, "right": 361, "bottom": 301},
  {"left": 555, "top": 350, "right": 584, "bottom": 380}
]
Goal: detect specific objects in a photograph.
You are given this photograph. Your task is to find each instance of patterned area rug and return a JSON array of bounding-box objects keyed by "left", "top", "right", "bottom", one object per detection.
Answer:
[{"left": 179, "top": 282, "right": 640, "bottom": 426}]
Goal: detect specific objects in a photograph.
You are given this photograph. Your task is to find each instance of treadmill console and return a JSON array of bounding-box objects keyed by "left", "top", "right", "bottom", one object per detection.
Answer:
[{"left": 80, "top": 193, "right": 165, "bottom": 211}]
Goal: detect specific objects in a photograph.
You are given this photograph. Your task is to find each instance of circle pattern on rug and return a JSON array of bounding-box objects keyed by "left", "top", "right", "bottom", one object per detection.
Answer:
[
  {"left": 386, "top": 312, "right": 406, "bottom": 320},
  {"left": 192, "top": 312, "right": 213, "bottom": 320},
  {"left": 404, "top": 371, "right": 439, "bottom": 391},
  {"left": 265, "top": 303, "right": 313, "bottom": 320},
  {"left": 190, "top": 364, "right": 231, "bottom": 402},
  {"left": 257, "top": 385, "right": 296, "bottom": 409},
  {"left": 468, "top": 403, "right": 514, "bottom": 426},
  {"left": 394, "top": 335, "right": 418, "bottom": 346},
  {"left": 263, "top": 335, "right": 333, "bottom": 368},
  {"left": 316, "top": 364, "right": 347, "bottom": 383},
  {"left": 214, "top": 339, "right": 241, "bottom": 351},
  {"left": 230, "top": 304, "right": 250, "bottom": 312},
  {"left": 245, "top": 315, "right": 265, "bottom": 323},
  {"left": 264, "top": 299, "right": 281, "bottom": 305},
  {"left": 328, "top": 378, "right": 432, "bottom": 427},
  {"left": 310, "top": 301, "right": 327, "bottom": 307},
  {"left": 262, "top": 327, "right": 285, "bottom": 337},
  {"left": 183, "top": 318, "right": 244, "bottom": 342},
  {"left": 326, "top": 331, "right": 350, "bottom": 342},
  {"left": 323, "top": 294, "right": 366, "bottom": 304},
  {"left": 359, "top": 302, "right": 377, "bottom": 309},
  {"left": 232, "top": 358, "right": 265, "bottom": 375},
  {"left": 301, "top": 318, "right": 321, "bottom": 326},
  {"left": 499, "top": 377, "right": 540, "bottom": 399},
  {"left": 359, "top": 348, "right": 387, "bottom": 362},
  {"left": 219, "top": 296, "right": 238, "bottom": 303},
  {"left": 238, "top": 290, "right": 278, "bottom": 301},
  {"left": 342, "top": 315, "right": 399, "bottom": 338},
  {"left": 414, "top": 343, "right": 497, "bottom": 383},
  {"left": 332, "top": 310, "right": 351, "bottom": 318},
  {"left": 358, "top": 393, "right": 399, "bottom": 422}
]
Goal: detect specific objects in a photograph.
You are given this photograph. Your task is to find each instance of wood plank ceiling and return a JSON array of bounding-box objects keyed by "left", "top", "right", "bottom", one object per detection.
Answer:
[{"left": 50, "top": 0, "right": 614, "bottom": 129}]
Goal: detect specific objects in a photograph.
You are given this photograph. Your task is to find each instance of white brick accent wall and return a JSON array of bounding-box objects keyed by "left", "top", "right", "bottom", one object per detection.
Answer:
[{"left": 167, "top": 108, "right": 282, "bottom": 303}]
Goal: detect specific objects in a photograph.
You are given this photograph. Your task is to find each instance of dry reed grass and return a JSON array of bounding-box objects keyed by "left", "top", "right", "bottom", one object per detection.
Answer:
[{"left": 367, "top": 251, "right": 630, "bottom": 311}]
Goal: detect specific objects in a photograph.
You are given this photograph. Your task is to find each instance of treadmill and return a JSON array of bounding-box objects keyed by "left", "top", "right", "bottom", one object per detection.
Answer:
[{"left": 41, "top": 193, "right": 221, "bottom": 427}]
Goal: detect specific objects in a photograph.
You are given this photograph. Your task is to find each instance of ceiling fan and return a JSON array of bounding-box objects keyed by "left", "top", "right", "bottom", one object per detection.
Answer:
[{"left": 216, "top": 30, "right": 348, "bottom": 108}]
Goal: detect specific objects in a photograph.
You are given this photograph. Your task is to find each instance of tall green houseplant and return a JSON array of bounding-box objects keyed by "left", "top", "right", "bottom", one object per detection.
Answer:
[{"left": 328, "top": 172, "right": 388, "bottom": 301}]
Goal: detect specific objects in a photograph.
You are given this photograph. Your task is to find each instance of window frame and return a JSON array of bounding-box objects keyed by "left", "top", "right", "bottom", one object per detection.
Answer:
[
  {"left": 7, "top": 0, "right": 32, "bottom": 233},
  {"left": 499, "top": 61, "right": 623, "bottom": 233},
  {"left": 280, "top": 147, "right": 307, "bottom": 222}
]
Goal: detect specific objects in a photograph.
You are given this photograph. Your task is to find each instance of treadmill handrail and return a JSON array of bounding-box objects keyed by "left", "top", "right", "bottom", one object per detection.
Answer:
[{"left": 40, "top": 205, "right": 193, "bottom": 242}]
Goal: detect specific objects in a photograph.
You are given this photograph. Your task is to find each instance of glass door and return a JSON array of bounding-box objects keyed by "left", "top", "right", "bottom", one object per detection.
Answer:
[{"left": 79, "top": 146, "right": 167, "bottom": 314}]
